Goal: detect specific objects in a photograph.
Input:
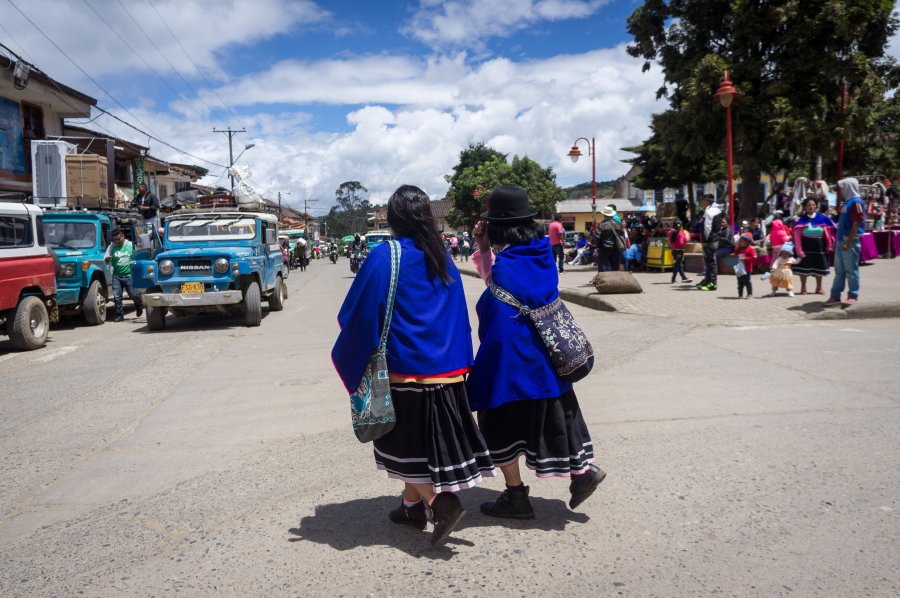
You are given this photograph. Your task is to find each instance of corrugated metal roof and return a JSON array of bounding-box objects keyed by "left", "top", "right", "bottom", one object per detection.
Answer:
[
  {"left": 557, "top": 197, "right": 654, "bottom": 213},
  {"left": 430, "top": 198, "right": 453, "bottom": 218}
]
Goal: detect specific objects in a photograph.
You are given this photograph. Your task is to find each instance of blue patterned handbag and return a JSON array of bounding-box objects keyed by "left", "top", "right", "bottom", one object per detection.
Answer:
[
  {"left": 489, "top": 282, "right": 594, "bottom": 383},
  {"left": 350, "top": 240, "right": 401, "bottom": 442}
]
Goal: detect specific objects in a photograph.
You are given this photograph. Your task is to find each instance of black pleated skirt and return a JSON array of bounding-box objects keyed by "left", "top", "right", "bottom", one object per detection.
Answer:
[
  {"left": 477, "top": 391, "right": 595, "bottom": 478},
  {"left": 373, "top": 382, "right": 495, "bottom": 493}
]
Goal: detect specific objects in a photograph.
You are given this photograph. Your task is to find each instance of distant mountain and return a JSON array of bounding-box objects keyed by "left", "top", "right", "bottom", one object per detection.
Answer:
[{"left": 563, "top": 178, "right": 620, "bottom": 199}]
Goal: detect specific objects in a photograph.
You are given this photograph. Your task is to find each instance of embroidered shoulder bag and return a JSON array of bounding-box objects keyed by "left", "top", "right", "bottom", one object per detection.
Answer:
[
  {"left": 350, "top": 240, "right": 401, "bottom": 442},
  {"left": 489, "top": 283, "right": 594, "bottom": 383}
]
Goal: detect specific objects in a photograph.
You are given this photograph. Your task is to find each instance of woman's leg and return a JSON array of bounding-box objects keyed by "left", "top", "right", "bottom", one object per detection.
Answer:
[
  {"left": 814, "top": 275, "right": 823, "bottom": 294},
  {"left": 498, "top": 461, "right": 523, "bottom": 487},
  {"left": 800, "top": 275, "right": 808, "bottom": 294}
]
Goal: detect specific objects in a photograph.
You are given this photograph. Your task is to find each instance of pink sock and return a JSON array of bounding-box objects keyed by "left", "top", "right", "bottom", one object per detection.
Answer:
[{"left": 402, "top": 498, "right": 418, "bottom": 508}]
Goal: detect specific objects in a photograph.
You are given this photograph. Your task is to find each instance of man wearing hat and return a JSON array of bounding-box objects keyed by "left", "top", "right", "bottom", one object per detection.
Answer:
[
  {"left": 591, "top": 206, "right": 625, "bottom": 272},
  {"left": 696, "top": 194, "right": 724, "bottom": 291}
]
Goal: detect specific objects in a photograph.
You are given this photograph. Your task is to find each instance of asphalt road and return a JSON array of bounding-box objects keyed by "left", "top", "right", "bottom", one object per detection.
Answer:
[{"left": 1, "top": 257, "right": 897, "bottom": 596}]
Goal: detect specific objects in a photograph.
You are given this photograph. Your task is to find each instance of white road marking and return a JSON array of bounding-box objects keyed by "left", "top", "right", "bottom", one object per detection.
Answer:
[{"left": 32, "top": 345, "right": 82, "bottom": 364}]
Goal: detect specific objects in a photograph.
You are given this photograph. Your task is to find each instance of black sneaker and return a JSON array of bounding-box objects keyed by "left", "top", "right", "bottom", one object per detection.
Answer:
[
  {"left": 569, "top": 464, "right": 606, "bottom": 510},
  {"left": 114, "top": 315, "right": 124, "bottom": 322},
  {"left": 480, "top": 484, "right": 535, "bottom": 520},
  {"left": 388, "top": 499, "right": 426, "bottom": 531},
  {"left": 428, "top": 493, "right": 465, "bottom": 546},
  {"left": 135, "top": 306, "right": 143, "bottom": 318}
]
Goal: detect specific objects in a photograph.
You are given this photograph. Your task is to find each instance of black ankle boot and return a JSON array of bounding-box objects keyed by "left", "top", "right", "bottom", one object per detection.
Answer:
[
  {"left": 569, "top": 464, "right": 606, "bottom": 510},
  {"left": 480, "top": 484, "right": 535, "bottom": 520},
  {"left": 428, "top": 493, "right": 465, "bottom": 546},
  {"left": 389, "top": 499, "right": 427, "bottom": 531}
]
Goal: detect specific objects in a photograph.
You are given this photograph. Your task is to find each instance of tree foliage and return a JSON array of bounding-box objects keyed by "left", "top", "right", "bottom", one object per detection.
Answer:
[
  {"left": 625, "top": 0, "right": 899, "bottom": 218},
  {"left": 323, "top": 181, "right": 370, "bottom": 237},
  {"left": 444, "top": 143, "right": 507, "bottom": 230},
  {"left": 446, "top": 151, "right": 565, "bottom": 230}
]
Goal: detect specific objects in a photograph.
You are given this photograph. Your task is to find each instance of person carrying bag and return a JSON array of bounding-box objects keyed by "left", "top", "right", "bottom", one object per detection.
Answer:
[{"left": 332, "top": 185, "right": 494, "bottom": 547}]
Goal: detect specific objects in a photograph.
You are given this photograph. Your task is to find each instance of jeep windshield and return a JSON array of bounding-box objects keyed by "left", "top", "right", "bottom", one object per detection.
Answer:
[
  {"left": 43, "top": 221, "right": 96, "bottom": 249},
  {"left": 167, "top": 216, "right": 257, "bottom": 242}
]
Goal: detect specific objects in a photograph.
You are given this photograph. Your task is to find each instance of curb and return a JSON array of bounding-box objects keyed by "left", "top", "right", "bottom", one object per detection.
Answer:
[
  {"left": 805, "top": 302, "right": 900, "bottom": 320},
  {"left": 458, "top": 268, "right": 618, "bottom": 312}
]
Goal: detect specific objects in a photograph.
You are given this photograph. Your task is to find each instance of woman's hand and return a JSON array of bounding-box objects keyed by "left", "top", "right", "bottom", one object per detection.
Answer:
[{"left": 473, "top": 220, "right": 491, "bottom": 253}]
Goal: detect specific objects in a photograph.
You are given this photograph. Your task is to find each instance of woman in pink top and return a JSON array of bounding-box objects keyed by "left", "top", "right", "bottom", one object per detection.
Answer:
[{"left": 768, "top": 211, "right": 791, "bottom": 261}]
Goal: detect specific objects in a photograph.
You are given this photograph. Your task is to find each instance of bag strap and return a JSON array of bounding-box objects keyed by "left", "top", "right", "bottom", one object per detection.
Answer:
[
  {"left": 488, "top": 283, "right": 531, "bottom": 317},
  {"left": 377, "top": 240, "right": 401, "bottom": 352}
]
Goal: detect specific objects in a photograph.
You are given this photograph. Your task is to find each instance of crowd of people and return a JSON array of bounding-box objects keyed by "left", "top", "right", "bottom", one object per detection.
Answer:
[
  {"left": 332, "top": 185, "right": 604, "bottom": 548},
  {"left": 557, "top": 177, "right": 879, "bottom": 306}
]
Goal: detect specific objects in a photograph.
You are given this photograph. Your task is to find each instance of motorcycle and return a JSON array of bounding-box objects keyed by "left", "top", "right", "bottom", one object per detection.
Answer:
[
  {"left": 330, "top": 247, "right": 338, "bottom": 264},
  {"left": 349, "top": 249, "right": 367, "bottom": 274}
]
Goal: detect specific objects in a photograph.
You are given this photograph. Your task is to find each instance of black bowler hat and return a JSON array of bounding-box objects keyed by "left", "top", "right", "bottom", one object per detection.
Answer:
[{"left": 480, "top": 186, "right": 537, "bottom": 223}]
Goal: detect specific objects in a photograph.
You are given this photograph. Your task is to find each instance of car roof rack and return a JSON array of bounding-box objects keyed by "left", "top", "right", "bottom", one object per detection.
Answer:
[{"left": 0, "top": 192, "right": 29, "bottom": 203}]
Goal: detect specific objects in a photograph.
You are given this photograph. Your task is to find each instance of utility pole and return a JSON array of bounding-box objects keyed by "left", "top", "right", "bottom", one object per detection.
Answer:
[
  {"left": 304, "top": 198, "right": 319, "bottom": 239},
  {"left": 213, "top": 127, "right": 246, "bottom": 193}
]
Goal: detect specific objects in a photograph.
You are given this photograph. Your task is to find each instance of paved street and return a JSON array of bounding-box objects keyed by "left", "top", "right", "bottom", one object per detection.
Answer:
[{"left": 1, "top": 258, "right": 898, "bottom": 596}]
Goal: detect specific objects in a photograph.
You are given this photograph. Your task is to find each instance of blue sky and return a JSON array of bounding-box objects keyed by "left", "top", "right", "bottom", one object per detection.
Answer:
[{"left": 0, "top": 1, "right": 735, "bottom": 209}]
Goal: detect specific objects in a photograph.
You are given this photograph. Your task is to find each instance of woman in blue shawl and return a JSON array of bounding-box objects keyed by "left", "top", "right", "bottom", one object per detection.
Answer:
[
  {"left": 468, "top": 186, "right": 605, "bottom": 520},
  {"left": 792, "top": 196, "right": 836, "bottom": 295},
  {"left": 332, "top": 185, "right": 494, "bottom": 546}
]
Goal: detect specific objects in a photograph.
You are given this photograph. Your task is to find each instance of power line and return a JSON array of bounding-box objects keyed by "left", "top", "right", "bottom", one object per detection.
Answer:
[
  {"left": 115, "top": 0, "right": 220, "bottom": 119},
  {"left": 0, "top": 9, "right": 227, "bottom": 168},
  {"left": 4, "top": 0, "right": 166, "bottom": 141},
  {"left": 0, "top": 20, "right": 32, "bottom": 62},
  {"left": 80, "top": 0, "right": 208, "bottom": 123},
  {"left": 147, "top": 0, "right": 245, "bottom": 129}
]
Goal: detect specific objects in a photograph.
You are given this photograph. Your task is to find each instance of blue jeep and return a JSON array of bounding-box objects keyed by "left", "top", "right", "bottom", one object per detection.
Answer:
[
  {"left": 42, "top": 210, "right": 157, "bottom": 325},
  {"left": 133, "top": 210, "right": 286, "bottom": 330}
]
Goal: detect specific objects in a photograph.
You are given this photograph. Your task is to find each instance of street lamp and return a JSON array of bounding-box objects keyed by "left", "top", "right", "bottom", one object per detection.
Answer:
[
  {"left": 714, "top": 71, "right": 738, "bottom": 232},
  {"left": 567, "top": 137, "right": 596, "bottom": 222}
]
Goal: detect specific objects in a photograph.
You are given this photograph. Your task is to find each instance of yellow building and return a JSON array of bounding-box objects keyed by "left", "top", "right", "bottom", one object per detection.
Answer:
[{"left": 556, "top": 197, "right": 656, "bottom": 232}]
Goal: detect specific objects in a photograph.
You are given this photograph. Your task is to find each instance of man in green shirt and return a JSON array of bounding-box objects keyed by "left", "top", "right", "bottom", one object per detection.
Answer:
[{"left": 104, "top": 228, "right": 143, "bottom": 322}]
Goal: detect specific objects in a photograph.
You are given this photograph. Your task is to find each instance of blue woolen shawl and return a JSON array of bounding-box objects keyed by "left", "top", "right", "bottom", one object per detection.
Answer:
[
  {"left": 332, "top": 236, "right": 473, "bottom": 393},
  {"left": 466, "top": 237, "right": 573, "bottom": 412}
]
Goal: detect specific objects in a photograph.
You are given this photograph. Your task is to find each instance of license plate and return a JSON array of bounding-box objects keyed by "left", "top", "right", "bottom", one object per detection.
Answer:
[{"left": 181, "top": 282, "right": 204, "bottom": 294}]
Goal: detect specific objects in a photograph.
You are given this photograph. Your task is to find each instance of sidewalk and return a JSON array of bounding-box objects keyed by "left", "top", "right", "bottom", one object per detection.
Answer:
[{"left": 456, "top": 254, "right": 900, "bottom": 325}]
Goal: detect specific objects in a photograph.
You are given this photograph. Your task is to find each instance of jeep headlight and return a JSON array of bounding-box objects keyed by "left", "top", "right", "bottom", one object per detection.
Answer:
[
  {"left": 214, "top": 258, "right": 229, "bottom": 273},
  {"left": 60, "top": 262, "right": 77, "bottom": 278},
  {"left": 159, "top": 259, "right": 175, "bottom": 276}
]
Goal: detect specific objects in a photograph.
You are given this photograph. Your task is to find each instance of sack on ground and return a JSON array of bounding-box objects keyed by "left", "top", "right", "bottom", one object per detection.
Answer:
[{"left": 591, "top": 271, "right": 643, "bottom": 294}]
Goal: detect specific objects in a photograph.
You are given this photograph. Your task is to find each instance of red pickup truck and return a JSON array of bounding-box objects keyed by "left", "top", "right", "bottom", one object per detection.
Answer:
[{"left": 0, "top": 202, "right": 57, "bottom": 350}]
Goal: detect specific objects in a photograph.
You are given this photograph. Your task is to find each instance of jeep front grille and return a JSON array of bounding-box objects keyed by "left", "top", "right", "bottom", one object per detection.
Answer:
[{"left": 178, "top": 259, "right": 212, "bottom": 276}]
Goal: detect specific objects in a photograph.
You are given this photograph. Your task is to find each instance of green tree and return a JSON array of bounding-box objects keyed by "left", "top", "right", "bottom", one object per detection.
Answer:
[
  {"left": 626, "top": 0, "right": 899, "bottom": 220},
  {"left": 445, "top": 143, "right": 507, "bottom": 230},
  {"left": 324, "top": 181, "right": 370, "bottom": 236},
  {"left": 446, "top": 154, "right": 565, "bottom": 230}
]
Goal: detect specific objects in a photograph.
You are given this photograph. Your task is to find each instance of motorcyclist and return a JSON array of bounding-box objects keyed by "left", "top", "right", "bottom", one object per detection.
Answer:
[{"left": 351, "top": 233, "right": 365, "bottom": 254}]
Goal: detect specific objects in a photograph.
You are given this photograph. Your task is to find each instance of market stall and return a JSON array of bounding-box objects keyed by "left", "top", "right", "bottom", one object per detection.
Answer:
[{"left": 860, "top": 233, "right": 879, "bottom": 263}]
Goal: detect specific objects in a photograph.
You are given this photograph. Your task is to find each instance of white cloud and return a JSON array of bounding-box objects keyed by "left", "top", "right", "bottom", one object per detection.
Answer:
[
  {"left": 121, "top": 45, "right": 665, "bottom": 207},
  {"left": 0, "top": 0, "right": 328, "bottom": 83},
  {"left": 403, "top": 0, "right": 606, "bottom": 48}
]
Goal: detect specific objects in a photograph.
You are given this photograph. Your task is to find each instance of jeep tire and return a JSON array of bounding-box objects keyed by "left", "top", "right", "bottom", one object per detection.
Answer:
[
  {"left": 147, "top": 306, "right": 167, "bottom": 331},
  {"left": 244, "top": 281, "right": 262, "bottom": 327},
  {"left": 10, "top": 296, "right": 50, "bottom": 350},
  {"left": 268, "top": 276, "right": 284, "bottom": 312},
  {"left": 83, "top": 280, "right": 107, "bottom": 326}
]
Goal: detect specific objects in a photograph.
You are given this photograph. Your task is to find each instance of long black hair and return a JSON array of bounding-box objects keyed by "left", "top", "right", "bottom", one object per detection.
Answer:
[
  {"left": 487, "top": 220, "right": 544, "bottom": 247},
  {"left": 387, "top": 185, "right": 451, "bottom": 283}
]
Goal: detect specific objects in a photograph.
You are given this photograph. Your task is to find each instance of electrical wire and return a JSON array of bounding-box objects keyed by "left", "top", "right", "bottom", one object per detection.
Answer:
[
  {"left": 114, "top": 0, "right": 220, "bottom": 119},
  {"left": 80, "top": 0, "right": 208, "bottom": 123},
  {"left": 0, "top": 14, "right": 227, "bottom": 169},
  {"left": 147, "top": 0, "right": 245, "bottom": 129},
  {"left": 0, "top": 20, "right": 32, "bottom": 62},
  {"left": 4, "top": 0, "right": 166, "bottom": 141}
]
